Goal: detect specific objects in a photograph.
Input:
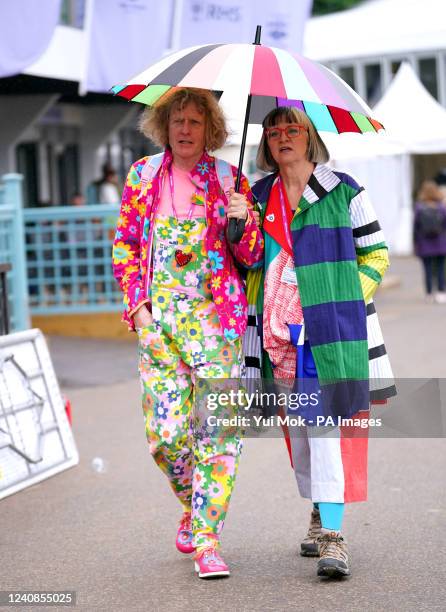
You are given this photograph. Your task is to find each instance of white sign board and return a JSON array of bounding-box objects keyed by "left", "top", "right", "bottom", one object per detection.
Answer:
[{"left": 0, "top": 329, "right": 78, "bottom": 500}]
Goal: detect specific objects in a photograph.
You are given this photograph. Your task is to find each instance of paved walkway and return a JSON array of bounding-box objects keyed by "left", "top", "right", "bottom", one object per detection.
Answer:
[{"left": 1, "top": 257, "right": 445, "bottom": 611}]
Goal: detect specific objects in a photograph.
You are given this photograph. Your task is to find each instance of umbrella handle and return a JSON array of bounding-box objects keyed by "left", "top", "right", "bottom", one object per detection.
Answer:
[
  {"left": 228, "top": 217, "right": 245, "bottom": 243},
  {"left": 227, "top": 168, "right": 247, "bottom": 244}
]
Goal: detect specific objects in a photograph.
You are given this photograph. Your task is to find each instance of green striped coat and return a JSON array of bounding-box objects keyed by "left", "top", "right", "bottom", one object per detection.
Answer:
[{"left": 244, "top": 164, "right": 396, "bottom": 409}]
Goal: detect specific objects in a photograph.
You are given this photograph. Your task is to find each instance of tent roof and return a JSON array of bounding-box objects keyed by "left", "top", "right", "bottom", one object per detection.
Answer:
[
  {"left": 304, "top": 0, "right": 446, "bottom": 62},
  {"left": 374, "top": 62, "right": 446, "bottom": 153}
]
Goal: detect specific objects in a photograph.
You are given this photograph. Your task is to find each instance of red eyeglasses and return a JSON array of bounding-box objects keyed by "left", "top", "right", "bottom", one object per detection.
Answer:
[{"left": 264, "top": 124, "right": 308, "bottom": 140}]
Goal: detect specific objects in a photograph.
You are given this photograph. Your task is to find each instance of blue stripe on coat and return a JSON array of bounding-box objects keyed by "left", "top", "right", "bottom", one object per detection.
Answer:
[
  {"left": 332, "top": 171, "right": 362, "bottom": 193},
  {"left": 320, "top": 379, "right": 370, "bottom": 418},
  {"left": 292, "top": 226, "right": 357, "bottom": 267},
  {"left": 303, "top": 300, "right": 367, "bottom": 346},
  {"left": 252, "top": 173, "right": 278, "bottom": 207}
]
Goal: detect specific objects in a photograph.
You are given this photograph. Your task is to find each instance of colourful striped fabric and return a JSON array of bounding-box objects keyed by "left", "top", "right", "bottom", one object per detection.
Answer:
[
  {"left": 112, "top": 43, "right": 384, "bottom": 135},
  {"left": 244, "top": 165, "right": 396, "bottom": 413}
]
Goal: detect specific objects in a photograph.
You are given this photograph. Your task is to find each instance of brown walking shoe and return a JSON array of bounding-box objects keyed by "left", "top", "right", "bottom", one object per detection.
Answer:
[
  {"left": 300, "top": 508, "right": 322, "bottom": 557},
  {"left": 317, "top": 531, "right": 351, "bottom": 578}
]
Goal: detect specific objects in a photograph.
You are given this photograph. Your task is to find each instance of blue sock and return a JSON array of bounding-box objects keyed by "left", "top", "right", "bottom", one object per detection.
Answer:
[{"left": 317, "top": 502, "right": 344, "bottom": 531}]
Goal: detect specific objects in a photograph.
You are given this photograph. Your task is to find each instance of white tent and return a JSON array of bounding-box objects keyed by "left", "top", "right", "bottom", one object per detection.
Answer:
[
  {"left": 320, "top": 125, "right": 412, "bottom": 255},
  {"left": 330, "top": 63, "right": 446, "bottom": 255},
  {"left": 322, "top": 130, "right": 405, "bottom": 161},
  {"left": 329, "top": 150, "right": 413, "bottom": 256},
  {"left": 304, "top": 0, "right": 446, "bottom": 62},
  {"left": 374, "top": 62, "right": 446, "bottom": 153}
]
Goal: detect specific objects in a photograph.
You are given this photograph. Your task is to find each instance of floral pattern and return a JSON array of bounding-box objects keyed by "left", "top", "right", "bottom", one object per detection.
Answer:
[
  {"left": 112, "top": 149, "right": 264, "bottom": 337},
  {"left": 138, "top": 216, "right": 244, "bottom": 549}
]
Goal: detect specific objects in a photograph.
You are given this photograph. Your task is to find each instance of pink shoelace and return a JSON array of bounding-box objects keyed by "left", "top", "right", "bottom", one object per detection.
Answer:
[{"left": 179, "top": 512, "right": 192, "bottom": 532}]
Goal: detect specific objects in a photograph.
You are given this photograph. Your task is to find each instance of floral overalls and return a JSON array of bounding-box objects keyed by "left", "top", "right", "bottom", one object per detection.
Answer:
[{"left": 138, "top": 213, "right": 243, "bottom": 549}]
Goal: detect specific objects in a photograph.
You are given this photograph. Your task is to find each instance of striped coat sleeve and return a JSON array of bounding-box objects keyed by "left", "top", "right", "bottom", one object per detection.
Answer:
[{"left": 349, "top": 189, "right": 389, "bottom": 302}]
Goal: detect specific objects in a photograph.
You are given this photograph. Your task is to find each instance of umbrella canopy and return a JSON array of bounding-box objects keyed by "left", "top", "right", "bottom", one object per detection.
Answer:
[
  {"left": 112, "top": 43, "right": 384, "bottom": 134},
  {"left": 112, "top": 34, "right": 384, "bottom": 243}
]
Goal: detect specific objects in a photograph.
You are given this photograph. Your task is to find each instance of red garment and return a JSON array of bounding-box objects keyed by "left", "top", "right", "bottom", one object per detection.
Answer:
[{"left": 263, "top": 181, "right": 303, "bottom": 378}]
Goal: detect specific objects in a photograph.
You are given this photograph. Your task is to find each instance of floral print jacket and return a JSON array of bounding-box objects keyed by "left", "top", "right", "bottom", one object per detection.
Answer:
[{"left": 112, "top": 149, "right": 264, "bottom": 342}]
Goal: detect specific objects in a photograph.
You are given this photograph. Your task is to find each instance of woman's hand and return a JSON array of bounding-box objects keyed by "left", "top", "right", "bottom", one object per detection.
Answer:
[
  {"left": 252, "top": 210, "right": 261, "bottom": 226},
  {"left": 227, "top": 188, "right": 248, "bottom": 221},
  {"left": 133, "top": 304, "right": 153, "bottom": 329}
]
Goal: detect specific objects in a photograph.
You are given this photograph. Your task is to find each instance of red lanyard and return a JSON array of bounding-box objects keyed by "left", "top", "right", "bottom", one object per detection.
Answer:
[{"left": 277, "top": 176, "right": 293, "bottom": 252}]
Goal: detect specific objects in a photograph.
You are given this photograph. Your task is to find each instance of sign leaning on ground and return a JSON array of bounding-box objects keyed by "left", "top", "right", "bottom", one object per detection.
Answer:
[{"left": 0, "top": 329, "right": 78, "bottom": 500}]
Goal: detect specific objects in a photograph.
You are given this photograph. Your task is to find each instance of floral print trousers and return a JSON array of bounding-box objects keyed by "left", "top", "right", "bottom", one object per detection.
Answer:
[{"left": 138, "top": 216, "right": 243, "bottom": 550}]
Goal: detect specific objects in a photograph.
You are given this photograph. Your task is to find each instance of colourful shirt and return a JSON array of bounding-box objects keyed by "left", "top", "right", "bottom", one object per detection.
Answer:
[
  {"left": 157, "top": 164, "right": 205, "bottom": 219},
  {"left": 112, "top": 150, "right": 264, "bottom": 343}
]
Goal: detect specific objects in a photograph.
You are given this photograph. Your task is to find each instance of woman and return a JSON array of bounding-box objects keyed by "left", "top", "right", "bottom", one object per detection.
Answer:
[
  {"left": 413, "top": 180, "right": 446, "bottom": 303},
  {"left": 245, "top": 107, "right": 395, "bottom": 579},
  {"left": 112, "top": 88, "right": 263, "bottom": 579}
]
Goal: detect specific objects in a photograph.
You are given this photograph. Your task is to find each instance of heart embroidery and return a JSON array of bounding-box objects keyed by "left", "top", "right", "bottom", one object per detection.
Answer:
[
  {"left": 266, "top": 213, "right": 275, "bottom": 222},
  {"left": 175, "top": 249, "right": 193, "bottom": 267}
]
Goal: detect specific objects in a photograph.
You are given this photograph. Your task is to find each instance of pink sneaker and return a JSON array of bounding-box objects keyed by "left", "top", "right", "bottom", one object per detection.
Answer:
[
  {"left": 194, "top": 547, "right": 230, "bottom": 579},
  {"left": 176, "top": 512, "right": 194, "bottom": 554}
]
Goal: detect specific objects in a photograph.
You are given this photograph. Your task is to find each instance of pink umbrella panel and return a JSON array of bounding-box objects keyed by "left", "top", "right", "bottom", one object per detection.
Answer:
[{"left": 112, "top": 43, "right": 384, "bottom": 134}]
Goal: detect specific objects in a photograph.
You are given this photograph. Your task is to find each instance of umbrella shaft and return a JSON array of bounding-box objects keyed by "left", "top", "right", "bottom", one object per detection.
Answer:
[
  {"left": 254, "top": 25, "right": 262, "bottom": 45},
  {"left": 236, "top": 94, "right": 252, "bottom": 191},
  {"left": 234, "top": 25, "right": 261, "bottom": 190}
]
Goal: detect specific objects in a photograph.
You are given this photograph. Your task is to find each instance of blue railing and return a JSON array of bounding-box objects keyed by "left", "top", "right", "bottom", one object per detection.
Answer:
[
  {"left": 23, "top": 204, "right": 122, "bottom": 314},
  {"left": 0, "top": 172, "right": 125, "bottom": 331},
  {"left": 0, "top": 174, "right": 30, "bottom": 331}
]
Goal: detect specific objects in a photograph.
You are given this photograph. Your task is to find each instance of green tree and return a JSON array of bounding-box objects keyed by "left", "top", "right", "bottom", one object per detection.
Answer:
[{"left": 312, "top": 0, "right": 363, "bottom": 15}]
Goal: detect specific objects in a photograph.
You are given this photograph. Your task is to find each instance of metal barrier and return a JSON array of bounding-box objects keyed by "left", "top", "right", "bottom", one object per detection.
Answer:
[{"left": 23, "top": 204, "right": 122, "bottom": 314}]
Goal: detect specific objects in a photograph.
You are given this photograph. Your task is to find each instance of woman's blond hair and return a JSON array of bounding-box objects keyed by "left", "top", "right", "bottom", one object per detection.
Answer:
[
  {"left": 139, "top": 88, "right": 228, "bottom": 152},
  {"left": 417, "top": 180, "right": 444, "bottom": 203},
  {"left": 256, "top": 107, "right": 329, "bottom": 172}
]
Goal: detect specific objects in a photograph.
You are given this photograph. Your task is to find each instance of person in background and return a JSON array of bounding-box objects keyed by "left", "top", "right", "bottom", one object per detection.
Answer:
[
  {"left": 97, "top": 167, "right": 121, "bottom": 204},
  {"left": 434, "top": 168, "right": 446, "bottom": 202},
  {"left": 413, "top": 180, "right": 446, "bottom": 303},
  {"left": 70, "top": 192, "right": 86, "bottom": 206},
  {"left": 112, "top": 87, "right": 263, "bottom": 579}
]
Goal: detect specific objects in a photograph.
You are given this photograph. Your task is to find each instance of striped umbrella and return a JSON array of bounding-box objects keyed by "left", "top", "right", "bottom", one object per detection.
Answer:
[
  {"left": 112, "top": 27, "right": 383, "bottom": 241},
  {"left": 112, "top": 45, "right": 383, "bottom": 135}
]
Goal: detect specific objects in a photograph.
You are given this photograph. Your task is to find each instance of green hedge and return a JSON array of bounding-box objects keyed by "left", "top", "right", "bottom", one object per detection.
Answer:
[{"left": 312, "top": 0, "right": 363, "bottom": 15}]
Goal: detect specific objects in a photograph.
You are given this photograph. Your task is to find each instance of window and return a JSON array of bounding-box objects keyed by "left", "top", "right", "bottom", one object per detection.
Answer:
[
  {"left": 418, "top": 57, "right": 438, "bottom": 99},
  {"left": 338, "top": 66, "right": 356, "bottom": 90},
  {"left": 365, "top": 63, "right": 382, "bottom": 106}
]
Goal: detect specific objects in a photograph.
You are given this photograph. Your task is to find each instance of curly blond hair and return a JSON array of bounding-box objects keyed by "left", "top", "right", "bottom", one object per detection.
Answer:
[{"left": 139, "top": 88, "right": 228, "bottom": 152}]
